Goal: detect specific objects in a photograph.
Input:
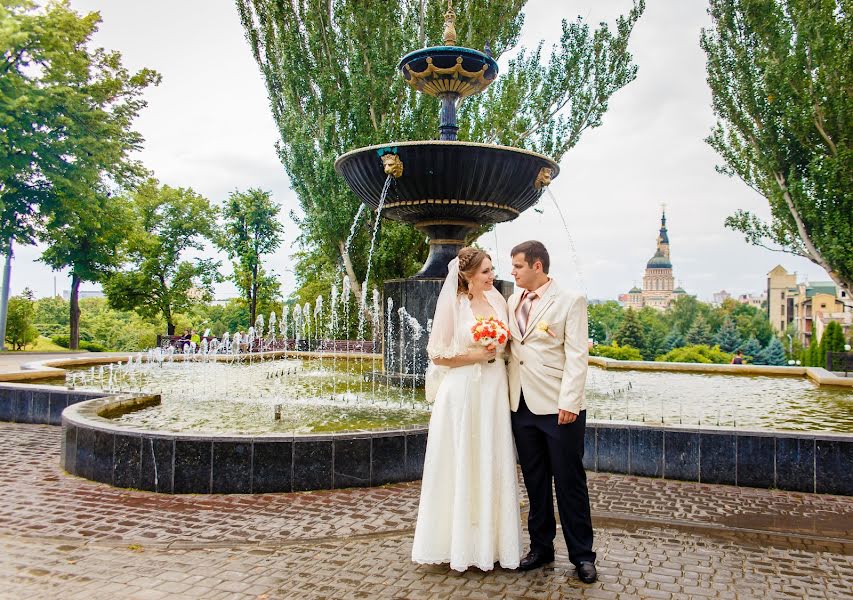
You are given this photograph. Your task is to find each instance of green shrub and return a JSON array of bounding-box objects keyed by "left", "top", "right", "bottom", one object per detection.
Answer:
[
  {"left": 655, "top": 344, "right": 732, "bottom": 364},
  {"left": 79, "top": 340, "right": 106, "bottom": 352},
  {"left": 590, "top": 342, "right": 643, "bottom": 361},
  {"left": 51, "top": 336, "right": 107, "bottom": 352}
]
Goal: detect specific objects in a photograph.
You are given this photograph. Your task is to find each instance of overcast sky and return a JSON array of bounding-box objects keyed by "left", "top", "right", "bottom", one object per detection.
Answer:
[{"left": 15, "top": 0, "right": 832, "bottom": 301}]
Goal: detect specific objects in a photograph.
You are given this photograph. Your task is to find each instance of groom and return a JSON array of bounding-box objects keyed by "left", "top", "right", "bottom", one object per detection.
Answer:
[{"left": 507, "top": 240, "right": 597, "bottom": 583}]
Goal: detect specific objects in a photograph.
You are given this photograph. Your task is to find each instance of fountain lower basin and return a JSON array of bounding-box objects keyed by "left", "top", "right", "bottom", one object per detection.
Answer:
[{"left": 3, "top": 355, "right": 850, "bottom": 495}]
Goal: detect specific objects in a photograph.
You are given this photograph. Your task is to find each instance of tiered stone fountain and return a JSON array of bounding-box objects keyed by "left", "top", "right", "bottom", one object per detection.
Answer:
[{"left": 335, "top": 2, "right": 559, "bottom": 382}]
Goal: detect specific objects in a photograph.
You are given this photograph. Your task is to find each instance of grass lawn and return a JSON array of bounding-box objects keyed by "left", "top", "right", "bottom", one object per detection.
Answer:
[{"left": 24, "top": 336, "right": 78, "bottom": 352}]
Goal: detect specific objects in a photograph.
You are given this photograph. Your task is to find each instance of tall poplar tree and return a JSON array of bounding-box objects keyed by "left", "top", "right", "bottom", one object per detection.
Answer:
[
  {"left": 236, "top": 0, "right": 645, "bottom": 295},
  {"left": 701, "top": 0, "right": 852, "bottom": 294}
]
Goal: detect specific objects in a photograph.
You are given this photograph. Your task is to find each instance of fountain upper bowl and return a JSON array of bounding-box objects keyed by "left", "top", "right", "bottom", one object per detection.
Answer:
[
  {"left": 334, "top": 140, "right": 559, "bottom": 225},
  {"left": 398, "top": 46, "right": 499, "bottom": 98}
]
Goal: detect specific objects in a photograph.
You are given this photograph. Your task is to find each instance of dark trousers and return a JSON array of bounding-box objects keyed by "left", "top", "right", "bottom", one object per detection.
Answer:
[{"left": 511, "top": 394, "right": 595, "bottom": 566}]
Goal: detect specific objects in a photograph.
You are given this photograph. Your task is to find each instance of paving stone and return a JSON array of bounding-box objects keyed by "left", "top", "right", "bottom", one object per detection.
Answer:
[{"left": 0, "top": 422, "right": 851, "bottom": 599}]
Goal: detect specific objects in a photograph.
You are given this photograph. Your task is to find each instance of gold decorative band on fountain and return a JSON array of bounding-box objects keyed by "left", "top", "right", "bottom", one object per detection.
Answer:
[
  {"left": 415, "top": 219, "right": 479, "bottom": 228},
  {"left": 403, "top": 57, "right": 492, "bottom": 98},
  {"left": 384, "top": 199, "right": 520, "bottom": 214},
  {"left": 428, "top": 238, "right": 467, "bottom": 245}
]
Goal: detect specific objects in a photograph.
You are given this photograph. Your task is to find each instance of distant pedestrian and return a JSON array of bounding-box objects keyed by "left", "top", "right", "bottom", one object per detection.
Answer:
[
  {"left": 190, "top": 329, "right": 200, "bottom": 350},
  {"left": 731, "top": 350, "right": 744, "bottom": 365}
]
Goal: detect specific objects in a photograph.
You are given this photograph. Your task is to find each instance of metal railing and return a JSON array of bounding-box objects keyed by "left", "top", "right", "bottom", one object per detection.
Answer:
[{"left": 826, "top": 351, "right": 853, "bottom": 375}]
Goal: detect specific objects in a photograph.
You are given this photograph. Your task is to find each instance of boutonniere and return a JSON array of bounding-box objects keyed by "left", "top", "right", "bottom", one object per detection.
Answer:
[{"left": 537, "top": 321, "right": 557, "bottom": 337}]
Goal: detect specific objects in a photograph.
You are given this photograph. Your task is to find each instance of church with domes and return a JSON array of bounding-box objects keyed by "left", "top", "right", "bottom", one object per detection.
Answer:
[{"left": 624, "top": 209, "right": 687, "bottom": 310}]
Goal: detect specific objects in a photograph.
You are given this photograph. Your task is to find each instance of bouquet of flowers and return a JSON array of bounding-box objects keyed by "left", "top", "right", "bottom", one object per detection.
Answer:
[{"left": 471, "top": 317, "right": 511, "bottom": 362}]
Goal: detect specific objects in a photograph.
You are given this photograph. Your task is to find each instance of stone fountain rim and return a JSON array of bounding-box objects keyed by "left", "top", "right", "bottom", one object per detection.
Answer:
[{"left": 334, "top": 140, "right": 560, "bottom": 176}]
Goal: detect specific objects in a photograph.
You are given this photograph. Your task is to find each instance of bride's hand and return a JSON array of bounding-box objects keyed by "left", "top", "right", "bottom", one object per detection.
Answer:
[{"left": 468, "top": 345, "right": 497, "bottom": 363}]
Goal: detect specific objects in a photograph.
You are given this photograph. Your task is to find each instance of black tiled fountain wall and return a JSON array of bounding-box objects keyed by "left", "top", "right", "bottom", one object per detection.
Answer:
[
  {"left": 584, "top": 421, "right": 852, "bottom": 496},
  {"left": 0, "top": 384, "right": 110, "bottom": 425},
  {"left": 61, "top": 426, "right": 429, "bottom": 494},
  {"left": 7, "top": 383, "right": 849, "bottom": 496}
]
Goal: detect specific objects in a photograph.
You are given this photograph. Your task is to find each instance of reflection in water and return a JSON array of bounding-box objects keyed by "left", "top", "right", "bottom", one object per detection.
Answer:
[{"left": 57, "top": 360, "right": 852, "bottom": 434}]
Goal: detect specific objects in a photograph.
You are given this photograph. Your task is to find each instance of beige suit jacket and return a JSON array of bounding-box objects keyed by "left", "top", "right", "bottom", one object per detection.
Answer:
[{"left": 507, "top": 280, "right": 589, "bottom": 415}]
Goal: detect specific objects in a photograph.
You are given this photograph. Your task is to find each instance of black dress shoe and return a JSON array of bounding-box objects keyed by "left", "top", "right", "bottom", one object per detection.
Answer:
[
  {"left": 577, "top": 561, "right": 597, "bottom": 583},
  {"left": 518, "top": 549, "right": 554, "bottom": 571}
]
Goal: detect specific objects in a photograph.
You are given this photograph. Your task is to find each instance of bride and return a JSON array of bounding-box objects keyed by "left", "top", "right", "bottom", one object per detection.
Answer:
[{"left": 411, "top": 247, "right": 523, "bottom": 571}]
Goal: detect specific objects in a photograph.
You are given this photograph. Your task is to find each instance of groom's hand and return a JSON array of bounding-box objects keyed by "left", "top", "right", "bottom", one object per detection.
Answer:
[{"left": 557, "top": 409, "right": 577, "bottom": 425}]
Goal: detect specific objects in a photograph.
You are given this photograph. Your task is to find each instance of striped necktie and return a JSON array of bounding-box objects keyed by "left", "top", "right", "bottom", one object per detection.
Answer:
[{"left": 517, "top": 291, "right": 537, "bottom": 336}]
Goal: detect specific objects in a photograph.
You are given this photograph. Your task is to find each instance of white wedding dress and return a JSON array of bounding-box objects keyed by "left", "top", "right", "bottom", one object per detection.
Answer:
[{"left": 411, "top": 294, "right": 523, "bottom": 572}]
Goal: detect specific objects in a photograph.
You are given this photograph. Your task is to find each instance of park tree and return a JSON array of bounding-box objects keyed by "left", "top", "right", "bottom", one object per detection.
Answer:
[
  {"left": 219, "top": 189, "right": 285, "bottom": 326},
  {"left": 734, "top": 308, "right": 775, "bottom": 346},
  {"left": 741, "top": 336, "right": 763, "bottom": 362},
  {"left": 665, "top": 295, "right": 704, "bottom": 335},
  {"left": 237, "top": 0, "right": 646, "bottom": 297},
  {"left": 103, "top": 180, "right": 221, "bottom": 335},
  {"left": 637, "top": 307, "right": 667, "bottom": 360},
  {"left": 5, "top": 289, "right": 37, "bottom": 350},
  {"left": 34, "top": 296, "right": 69, "bottom": 337},
  {"left": 663, "top": 327, "right": 686, "bottom": 352},
  {"left": 702, "top": 0, "right": 852, "bottom": 294},
  {"left": 714, "top": 317, "right": 742, "bottom": 352},
  {"left": 756, "top": 337, "right": 787, "bottom": 365},
  {"left": 802, "top": 333, "right": 818, "bottom": 366},
  {"left": 0, "top": 0, "right": 160, "bottom": 344},
  {"left": 614, "top": 307, "right": 644, "bottom": 350},
  {"left": 686, "top": 314, "right": 713, "bottom": 346},
  {"left": 40, "top": 192, "right": 135, "bottom": 349},
  {"left": 588, "top": 300, "right": 625, "bottom": 345},
  {"left": 820, "top": 320, "right": 846, "bottom": 369}
]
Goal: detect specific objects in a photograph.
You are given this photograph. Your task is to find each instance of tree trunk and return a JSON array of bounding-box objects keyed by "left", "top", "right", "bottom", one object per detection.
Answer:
[
  {"left": 338, "top": 240, "right": 363, "bottom": 301},
  {"left": 0, "top": 239, "right": 12, "bottom": 351},
  {"left": 250, "top": 263, "right": 258, "bottom": 326},
  {"left": 69, "top": 274, "right": 81, "bottom": 350},
  {"left": 774, "top": 172, "right": 851, "bottom": 294}
]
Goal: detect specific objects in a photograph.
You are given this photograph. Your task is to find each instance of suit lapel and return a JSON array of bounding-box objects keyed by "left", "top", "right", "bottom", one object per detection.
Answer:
[
  {"left": 508, "top": 293, "right": 521, "bottom": 339},
  {"left": 521, "top": 283, "right": 559, "bottom": 341}
]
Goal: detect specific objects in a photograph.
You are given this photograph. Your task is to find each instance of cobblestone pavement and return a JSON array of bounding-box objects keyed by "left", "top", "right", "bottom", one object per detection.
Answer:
[{"left": 1, "top": 422, "right": 851, "bottom": 599}]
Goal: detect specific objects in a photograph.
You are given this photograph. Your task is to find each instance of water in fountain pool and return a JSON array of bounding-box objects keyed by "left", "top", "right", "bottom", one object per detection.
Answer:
[{"left": 51, "top": 356, "right": 853, "bottom": 434}]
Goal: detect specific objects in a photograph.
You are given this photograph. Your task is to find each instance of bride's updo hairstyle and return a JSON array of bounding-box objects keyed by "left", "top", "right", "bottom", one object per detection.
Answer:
[{"left": 457, "top": 247, "right": 491, "bottom": 297}]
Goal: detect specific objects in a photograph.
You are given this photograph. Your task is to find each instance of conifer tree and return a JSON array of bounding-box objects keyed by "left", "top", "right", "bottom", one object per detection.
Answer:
[
  {"left": 686, "top": 315, "right": 713, "bottom": 346},
  {"left": 614, "top": 307, "right": 644, "bottom": 350},
  {"left": 757, "top": 337, "right": 787, "bottom": 366},
  {"left": 663, "top": 327, "right": 685, "bottom": 352},
  {"left": 741, "top": 336, "right": 762, "bottom": 363},
  {"left": 822, "top": 321, "right": 846, "bottom": 353},
  {"left": 714, "top": 317, "right": 742, "bottom": 352}
]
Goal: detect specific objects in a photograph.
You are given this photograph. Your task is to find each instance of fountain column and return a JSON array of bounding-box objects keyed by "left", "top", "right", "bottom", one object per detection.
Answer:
[{"left": 438, "top": 93, "right": 459, "bottom": 141}]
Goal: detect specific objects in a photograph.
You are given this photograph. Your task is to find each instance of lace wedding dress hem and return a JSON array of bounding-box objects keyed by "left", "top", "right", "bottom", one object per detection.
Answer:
[{"left": 412, "top": 556, "right": 520, "bottom": 572}]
